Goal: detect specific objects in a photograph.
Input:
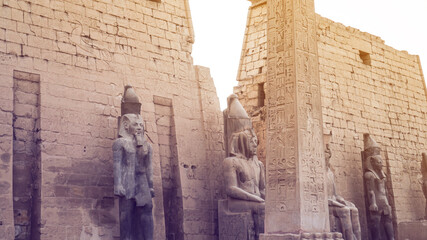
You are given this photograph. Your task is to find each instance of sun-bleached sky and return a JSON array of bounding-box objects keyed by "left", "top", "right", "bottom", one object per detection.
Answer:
[{"left": 189, "top": 0, "right": 427, "bottom": 110}]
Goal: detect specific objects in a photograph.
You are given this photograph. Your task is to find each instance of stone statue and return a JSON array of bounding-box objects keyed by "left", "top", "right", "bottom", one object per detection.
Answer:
[
  {"left": 422, "top": 153, "right": 427, "bottom": 220},
  {"left": 223, "top": 94, "right": 252, "bottom": 157},
  {"left": 325, "top": 144, "right": 361, "bottom": 240},
  {"left": 113, "top": 86, "right": 154, "bottom": 240},
  {"left": 363, "top": 134, "right": 394, "bottom": 240},
  {"left": 219, "top": 94, "right": 265, "bottom": 240},
  {"left": 223, "top": 128, "right": 266, "bottom": 203}
]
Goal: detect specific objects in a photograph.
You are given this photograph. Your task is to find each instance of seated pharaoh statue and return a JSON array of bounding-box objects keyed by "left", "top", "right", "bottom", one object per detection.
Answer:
[
  {"left": 224, "top": 129, "right": 265, "bottom": 204},
  {"left": 219, "top": 94, "right": 265, "bottom": 240},
  {"left": 325, "top": 144, "right": 361, "bottom": 240}
]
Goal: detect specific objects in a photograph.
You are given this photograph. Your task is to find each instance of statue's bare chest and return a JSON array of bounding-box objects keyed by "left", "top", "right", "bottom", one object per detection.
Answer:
[{"left": 236, "top": 160, "right": 260, "bottom": 184}]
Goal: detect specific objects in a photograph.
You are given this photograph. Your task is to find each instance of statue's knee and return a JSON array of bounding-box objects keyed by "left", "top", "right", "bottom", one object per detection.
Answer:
[
  {"left": 146, "top": 202, "right": 153, "bottom": 212},
  {"left": 338, "top": 206, "right": 351, "bottom": 217},
  {"left": 384, "top": 214, "right": 393, "bottom": 223},
  {"left": 139, "top": 203, "right": 153, "bottom": 214}
]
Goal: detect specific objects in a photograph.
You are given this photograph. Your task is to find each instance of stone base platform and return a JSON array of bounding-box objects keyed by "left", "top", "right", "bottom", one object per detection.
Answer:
[
  {"left": 260, "top": 232, "right": 343, "bottom": 240},
  {"left": 218, "top": 198, "right": 265, "bottom": 240},
  {"left": 398, "top": 220, "right": 427, "bottom": 240}
]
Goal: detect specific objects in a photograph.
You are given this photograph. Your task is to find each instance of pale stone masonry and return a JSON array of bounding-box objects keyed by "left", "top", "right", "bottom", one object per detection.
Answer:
[
  {"left": 236, "top": 1, "right": 427, "bottom": 239},
  {"left": 0, "top": 0, "right": 223, "bottom": 239},
  {"left": 263, "top": 0, "right": 330, "bottom": 236},
  {"left": 1, "top": 0, "right": 426, "bottom": 239},
  {"left": 12, "top": 70, "right": 41, "bottom": 240}
]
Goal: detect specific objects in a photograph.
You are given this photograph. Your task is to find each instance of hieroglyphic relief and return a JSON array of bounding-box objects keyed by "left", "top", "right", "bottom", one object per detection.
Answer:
[
  {"left": 294, "top": 0, "right": 327, "bottom": 218},
  {"left": 265, "top": 0, "right": 300, "bottom": 228},
  {"left": 265, "top": 0, "right": 328, "bottom": 233}
]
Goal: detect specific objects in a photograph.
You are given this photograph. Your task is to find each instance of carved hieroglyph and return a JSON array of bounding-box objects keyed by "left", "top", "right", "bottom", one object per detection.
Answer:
[{"left": 263, "top": 0, "right": 330, "bottom": 237}]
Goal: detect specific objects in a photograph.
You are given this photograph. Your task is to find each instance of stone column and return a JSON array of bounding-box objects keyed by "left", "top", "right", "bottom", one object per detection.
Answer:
[{"left": 262, "top": 0, "right": 339, "bottom": 239}]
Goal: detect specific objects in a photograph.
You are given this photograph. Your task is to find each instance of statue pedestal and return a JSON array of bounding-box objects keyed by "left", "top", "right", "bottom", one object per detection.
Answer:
[
  {"left": 398, "top": 220, "right": 427, "bottom": 240},
  {"left": 260, "top": 232, "right": 343, "bottom": 240},
  {"left": 329, "top": 210, "right": 342, "bottom": 235},
  {"left": 218, "top": 199, "right": 265, "bottom": 240}
]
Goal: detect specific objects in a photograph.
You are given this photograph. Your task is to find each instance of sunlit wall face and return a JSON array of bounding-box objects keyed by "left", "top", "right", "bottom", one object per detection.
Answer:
[{"left": 189, "top": 0, "right": 427, "bottom": 110}]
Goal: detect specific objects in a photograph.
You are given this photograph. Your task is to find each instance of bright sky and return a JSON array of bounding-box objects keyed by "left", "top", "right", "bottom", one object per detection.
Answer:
[{"left": 189, "top": 0, "right": 427, "bottom": 110}]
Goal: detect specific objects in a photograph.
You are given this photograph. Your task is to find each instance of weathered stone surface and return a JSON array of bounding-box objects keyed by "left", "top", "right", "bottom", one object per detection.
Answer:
[
  {"left": 395, "top": 154, "right": 427, "bottom": 240},
  {"left": 0, "top": 0, "right": 225, "bottom": 238},
  {"left": 263, "top": 0, "right": 330, "bottom": 237},
  {"left": 398, "top": 220, "right": 427, "bottom": 240},
  {"left": 218, "top": 199, "right": 264, "bottom": 240},
  {"left": 260, "top": 232, "right": 343, "bottom": 240},
  {"left": 325, "top": 144, "right": 361, "bottom": 240},
  {"left": 422, "top": 153, "right": 427, "bottom": 219},
  {"left": 12, "top": 70, "right": 41, "bottom": 240},
  {"left": 237, "top": 1, "right": 426, "bottom": 238}
]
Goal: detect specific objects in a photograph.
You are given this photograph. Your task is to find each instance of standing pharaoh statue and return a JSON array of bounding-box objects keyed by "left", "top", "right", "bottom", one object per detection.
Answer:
[
  {"left": 219, "top": 94, "right": 265, "bottom": 240},
  {"left": 325, "top": 144, "right": 361, "bottom": 240},
  {"left": 362, "top": 134, "right": 394, "bottom": 240},
  {"left": 422, "top": 153, "right": 427, "bottom": 220},
  {"left": 113, "top": 86, "right": 154, "bottom": 240}
]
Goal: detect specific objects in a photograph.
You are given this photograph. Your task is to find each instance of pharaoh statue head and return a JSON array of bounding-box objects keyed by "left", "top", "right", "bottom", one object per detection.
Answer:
[
  {"left": 229, "top": 129, "right": 258, "bottom": 160},
  {"left": 121, "top": 85, "right": 141, "bottom": 115},
  {"left": 224, "top": 94, "right": 253, "bottom": 157},
  {"left": 363, "top": 134, "right": 381, "bottom": 170},
  {"left": 118, "top": 86, "right": 146, "bottom": 146},
  {"left": 369, "top": 155, "right": 384, "bottom": 172},
  {"left": 363, "top": 134, "right": 386, "bottom": 178},
  {"left": 363, "top": 134, "right": 381, "bottom": 157}
]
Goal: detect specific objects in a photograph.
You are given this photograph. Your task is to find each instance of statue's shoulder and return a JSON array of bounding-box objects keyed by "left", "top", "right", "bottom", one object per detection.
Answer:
[
  {"left": 113, "top": 137, "right": 128, "bottom": 150},
  {"left": 364, "top": 170, "right": 376, "bottom": 180},
  {"left": 146, "top": 141, "right": 153, "bottom": 152},
  {"left": 224, "top": 157, "right": 250, "bottom": 172},
  {"left": 145, "top": 141, "right": 153, "bottom": 156},
  {"left": 256, "top": 158, "right": 264, "bottom": 168},
  {"left": 223, "top": 156, "right": 242, "bottom": 167}
]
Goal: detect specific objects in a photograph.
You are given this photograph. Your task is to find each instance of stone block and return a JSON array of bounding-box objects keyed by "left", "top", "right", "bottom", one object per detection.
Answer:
[
  {"left": 11, "top": 8, "right": 24, "bottom": 22},
  {"left": 218, "top": 199, "right": 264, "bottom": 240},
  {"left": 6, "top": 42, "right": 21, "bottom": 55},
  {"left": 398, "top": 221, "right": 427, "bottom": 240},
  {"left": 31, "top": 4, "right": 53, "bottom": 18},
  {"left": 260, "top": 232, "right": 343, "bottom": 240}
]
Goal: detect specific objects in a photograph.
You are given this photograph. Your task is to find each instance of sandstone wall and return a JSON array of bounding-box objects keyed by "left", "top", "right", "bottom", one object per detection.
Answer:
[
  {"left": 0, "top": 0, "right": 223, "bottom": 239},
  {"left": 235, "top": 1, "right": 268, "bottom": 165},
  {"left": 235, "top": 1, "right": 427, "bottom": 237},
  {"left": 317, "top": 14, "right": 427, "bottom": 228}
]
